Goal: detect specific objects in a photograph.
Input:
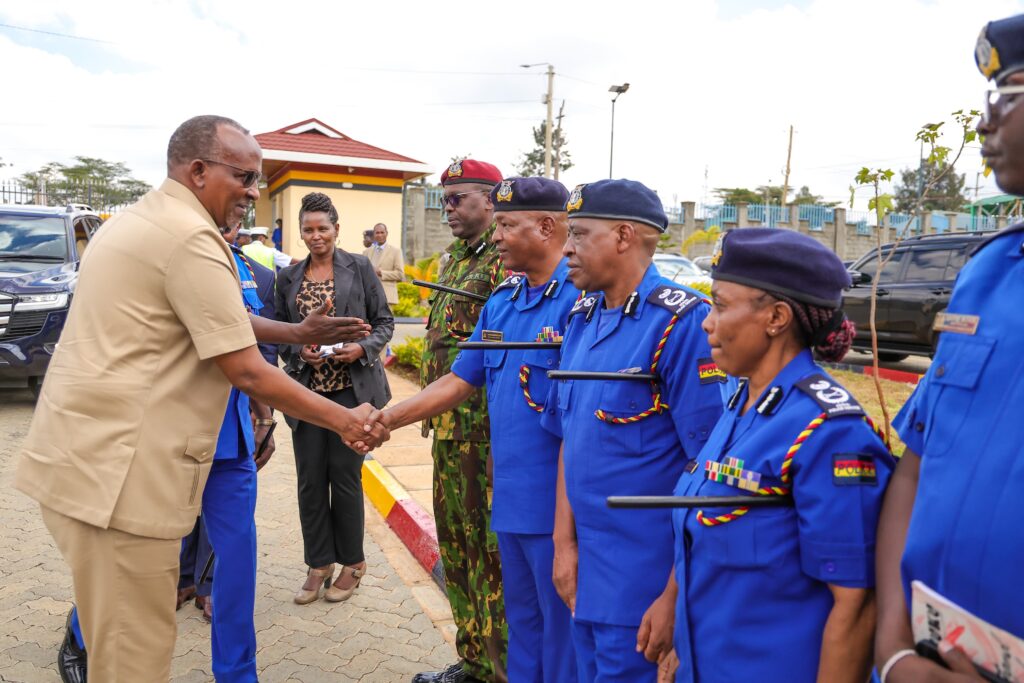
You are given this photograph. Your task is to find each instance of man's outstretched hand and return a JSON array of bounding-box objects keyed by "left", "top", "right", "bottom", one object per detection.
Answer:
[{"left": 299, "top": 303, "right": 371, "bottom": 345}]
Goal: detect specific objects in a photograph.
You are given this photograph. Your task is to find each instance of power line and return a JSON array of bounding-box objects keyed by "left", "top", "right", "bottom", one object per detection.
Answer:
[
  {"left": 419, "top": 99, "right": 537, "bottom": 106},
  {"left": 0, "top": 22, "right": 114, "bottom": 44},
  {"left": 343, "top": 66, "right": 531, "bottom": 76}
]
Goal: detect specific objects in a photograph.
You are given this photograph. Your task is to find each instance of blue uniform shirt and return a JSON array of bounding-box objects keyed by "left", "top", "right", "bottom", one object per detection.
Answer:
[
  {"left": 451, "top": 259, "right": 580, "bottom": 534},
  {"left": 540, "top": 264, "right": 729, "bottom": 626},
  {"left": 894, "top": 224, "right": 1024, "bottom": 638},
  {"left": 673, "top": 350, "right": 894, "bottom": 683},
  {"left": 213, "top": 249, "right": 262, "bottom": 460}
]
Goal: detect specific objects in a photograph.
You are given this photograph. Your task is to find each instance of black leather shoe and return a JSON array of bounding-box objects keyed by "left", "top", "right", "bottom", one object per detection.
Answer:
[
  {"left": 58, "top": 609, "right": 87, "bottom": 683},
  {"left": 411, "top": 662, "right": 483, "bottom": 683}
]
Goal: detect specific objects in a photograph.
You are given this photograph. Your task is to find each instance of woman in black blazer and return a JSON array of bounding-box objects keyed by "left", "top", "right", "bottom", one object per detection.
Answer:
[{"left": 276, "top": 192, "right": 394, "bottom": 605}]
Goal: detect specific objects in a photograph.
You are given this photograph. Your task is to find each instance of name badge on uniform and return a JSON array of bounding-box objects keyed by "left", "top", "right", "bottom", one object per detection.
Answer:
[
  {"left": 933, "top": 312, "right": 980, "bottom": 336},
  {"left": 241, "top": 280, "right": 258, "bottom": 289},
  {"left": 481, "top": 330, "right": 503, "bottom": 342},
  {"left": 832, "top": 453, "right": 878, "bottom": 486},
  {"left": 705, "top": 457, "right": 761, "bottom": 492}
]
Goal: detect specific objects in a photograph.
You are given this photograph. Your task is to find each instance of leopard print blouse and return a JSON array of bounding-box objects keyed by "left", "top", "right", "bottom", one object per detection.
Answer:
[{"left": 295, "top": 277, "right": 353, "bottom": 393}]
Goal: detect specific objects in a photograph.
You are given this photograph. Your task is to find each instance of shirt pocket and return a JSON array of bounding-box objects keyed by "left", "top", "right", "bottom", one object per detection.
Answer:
[
  {"left": 521, "top": 349, "right": 559, "bottom": 407},
  {"left": 698, "top": 508, "right": 795, "bottom": 570},
  {"left": 446, "top": 275, "right": 492, "bottom": 338},
  {"left": 923, "top": 334, "right": 995, "bottom": 458},
  {"left": 556, "top": 379, "right": 574, "bottom": 412},
  {"left": 180, "top": 433, "right": 217, "bottom": 509},
  {"left": 594, "top": 380, "right": 660, "bottom": 453},
  {"left": 483, "top": 348, "right": 507, "bottom": 389}
]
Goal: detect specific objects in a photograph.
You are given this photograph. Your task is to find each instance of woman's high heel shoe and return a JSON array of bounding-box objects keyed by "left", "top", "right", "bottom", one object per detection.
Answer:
[
  {"left": 294, "top": 565, "right": 333, "bottom": 605},
  {"left": 324, "top": 564, "right": 364, "bottom": 602}
]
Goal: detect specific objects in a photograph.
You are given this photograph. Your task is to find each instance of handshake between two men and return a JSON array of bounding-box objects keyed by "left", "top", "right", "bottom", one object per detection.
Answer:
[{"left": 216, "top": 302, "right": 392, "bottom": 454}]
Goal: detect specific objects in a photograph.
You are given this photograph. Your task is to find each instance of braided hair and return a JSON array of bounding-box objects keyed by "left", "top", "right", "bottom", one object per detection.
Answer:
[
  {"left": 299, "top": 191, "right": 339, "bottom": 224},
  {"left": 767, "top": 292, "right": 856, "bottom": 363}
]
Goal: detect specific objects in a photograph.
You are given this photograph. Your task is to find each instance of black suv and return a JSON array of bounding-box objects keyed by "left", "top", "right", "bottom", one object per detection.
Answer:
[{"left": 843, "top": 231, "right": 994, "bottom": 361}]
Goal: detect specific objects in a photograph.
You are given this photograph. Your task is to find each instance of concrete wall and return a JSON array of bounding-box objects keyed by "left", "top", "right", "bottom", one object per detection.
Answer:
[
  {"left": 269, "top": 184, "right": 404, "bottom": 260},
  {"left": 402, "top": 195, "right": 1001, "bottom": 263},
  {"left": 403, "top": 185, "right": 454, "bottom": 263}
]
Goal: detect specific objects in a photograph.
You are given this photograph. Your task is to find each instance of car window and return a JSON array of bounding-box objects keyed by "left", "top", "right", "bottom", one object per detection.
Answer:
[
  {"left": 0, "top": 214, "right": 69, "bottom": 259},
  {"left": 945, "top": 245, "right": 970, "bottom": 279},
  {"left": 903, "top": 248, "right": 950, "bottom": 282},
  {"left": 854, "top": 249, "right": 905, "bottom": 283}
]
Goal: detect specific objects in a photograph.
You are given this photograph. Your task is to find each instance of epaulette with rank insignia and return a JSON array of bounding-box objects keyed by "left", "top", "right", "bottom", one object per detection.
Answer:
[
  {"left": 647, "top": 285, "right": 702, "bottom": 317},
  {"left": 569, "top": 293, "right": 599, "bottom": 321},
  {"left": 495, "top": 274, "right": 524, "bottom": 291},
  {"left": 794, "top": 373, "right": 864, "bottom": 418}
]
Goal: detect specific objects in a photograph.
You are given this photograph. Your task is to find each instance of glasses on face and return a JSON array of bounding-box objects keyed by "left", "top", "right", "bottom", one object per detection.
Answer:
[
  {"left": 201, "top": 159, "right": 263, "bottom": 188},
  {"left": 984, "top": 84, "right": 1024, "bottom": 122},
  {"left": 442, "top": 189, "right": 490, "bottom": 208}
]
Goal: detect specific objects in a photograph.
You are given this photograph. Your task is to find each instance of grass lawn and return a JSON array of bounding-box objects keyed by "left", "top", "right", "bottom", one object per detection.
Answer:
[{"left": 831, "top": 369, "right": 916, "bottom": 455}]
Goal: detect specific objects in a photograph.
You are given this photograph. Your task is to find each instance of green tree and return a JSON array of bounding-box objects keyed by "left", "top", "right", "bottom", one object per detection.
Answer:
[
  {"left": 850, "top": 109, "right": 980, "bottom": 441},
  {"left": 515, "top": 119, "right": 572, "bottom": 178},
  {"left": 892, "top": 160, "right": 967, "bottom": 213},
  {"left": 790, "top": 185, "right": 840, "bottom": 206},
  {"left": 17, "top": 156, "right": 151, "bottom": 208},
  {"left": 715, "top": 185, "right": 833, "bottom": 205}
]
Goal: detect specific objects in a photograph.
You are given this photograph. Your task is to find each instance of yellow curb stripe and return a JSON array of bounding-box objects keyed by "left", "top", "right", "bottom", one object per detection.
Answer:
[{"left": 362, "top": 459, "right": 406, "bottom": 519}]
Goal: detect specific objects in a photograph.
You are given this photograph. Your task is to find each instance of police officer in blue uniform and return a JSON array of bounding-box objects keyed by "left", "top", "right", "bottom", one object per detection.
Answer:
[
  {"left": 372, "top": 177, "right": 578, "bottom": 683},
  {"left": 664, "top": 228, "right": 894, "bottom": 683},
  {"left": 58, "top": 223, "right": 280, "bottom": 683},
  {"left": 539, "top": 179, "right": 730, "bottom": 682},
  {"left": 875, "top": 15, "right": 1024, "bottom": 682}
]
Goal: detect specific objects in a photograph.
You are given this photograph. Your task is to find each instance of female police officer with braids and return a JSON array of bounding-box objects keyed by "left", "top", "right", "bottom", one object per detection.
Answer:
[
  {"left": 641, "top": 228, "right": 895, "bottom": 683},
  {"left": 276, "top": 192, "right": 393, "bottom": 605}
]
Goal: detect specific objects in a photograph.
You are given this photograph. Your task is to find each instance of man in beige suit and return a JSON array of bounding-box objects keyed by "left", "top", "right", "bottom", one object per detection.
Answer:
[
  {"left": 15, "top": 115, "right": 389, "bottom": 681},
  {"left": 363, "top": 222, "right": 405, "bottom": 307}
]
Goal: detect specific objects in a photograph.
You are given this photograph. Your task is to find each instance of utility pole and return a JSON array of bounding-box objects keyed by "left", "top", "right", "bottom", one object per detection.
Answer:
[
  {"left": 780, "top": 124, "right": 794, "bottom": 208},
  {"left": 553, "top": 100, "right": 566, "bottom": 181},
  {"left": 544, "top": 64, "right": 555, "bottom": 178},
  {"left": 521, "top": 63, "right": 556, "bottom": 178}
]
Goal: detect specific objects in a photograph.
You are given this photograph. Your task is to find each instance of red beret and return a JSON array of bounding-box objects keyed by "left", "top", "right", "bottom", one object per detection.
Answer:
[{"left": 441, "top": 159, "right": 503, "bottom": 186}]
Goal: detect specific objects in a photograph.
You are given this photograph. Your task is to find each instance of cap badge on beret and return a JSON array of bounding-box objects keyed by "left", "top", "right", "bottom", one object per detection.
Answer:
[
  {"left": 567, "top": 184, "right": 585, "bottom": 212},
  {"left": 976, "top": 28, "right": 1002, "bottom": 79},
  {"left": 710, "top": 234, "right": 725, "bottom": 267},
  {"left": 447, "top": 160, "right": 464, "bottom": 178},
  {"left": 496, "top": 180, "right": 514, "bottom": 203}
]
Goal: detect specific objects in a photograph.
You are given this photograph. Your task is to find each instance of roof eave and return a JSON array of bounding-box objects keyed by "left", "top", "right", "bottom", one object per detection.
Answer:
[{"left": 261, "top": 148, "right": 432, "bottom": 179}]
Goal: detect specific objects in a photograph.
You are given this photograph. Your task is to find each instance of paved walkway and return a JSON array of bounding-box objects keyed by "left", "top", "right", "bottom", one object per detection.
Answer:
[{"left": 0, "top": 379, "right": 454, "bottom": 682}]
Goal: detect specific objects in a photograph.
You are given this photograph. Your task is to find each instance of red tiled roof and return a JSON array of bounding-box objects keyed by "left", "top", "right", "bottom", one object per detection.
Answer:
[{"left": 255, "top": 118, "right": 423, "bottom": 164}]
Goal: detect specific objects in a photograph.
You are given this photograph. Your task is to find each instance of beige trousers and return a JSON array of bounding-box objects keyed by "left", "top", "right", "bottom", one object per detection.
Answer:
[{"left": 42, "top": 505, "right": 180, "bottom": 682}]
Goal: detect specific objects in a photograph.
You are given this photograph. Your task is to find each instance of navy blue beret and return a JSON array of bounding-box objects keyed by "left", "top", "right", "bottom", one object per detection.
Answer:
[
  {"left": 711, "top": 228, "right": 851, "bottom": 308},
  {"left": 976, "top": 14, "right": 1024, "bottom": 82},
  {"left": 490, "top": 177, "right": 569, "bottom": 212},
  {"left": 565, "top": 179, "right": 668, "bottom": 233}
]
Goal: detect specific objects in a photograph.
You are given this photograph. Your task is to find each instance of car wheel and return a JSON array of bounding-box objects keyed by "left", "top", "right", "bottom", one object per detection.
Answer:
[
  {"left": 877, "top": 352, "right": 909, "bottom": 363},
  {"left": 28, "top": 376, "right": 41, "bottom": 401}
]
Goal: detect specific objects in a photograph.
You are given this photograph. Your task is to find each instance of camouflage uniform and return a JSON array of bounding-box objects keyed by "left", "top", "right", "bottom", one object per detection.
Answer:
[{"left": 421, "top": 225, "right": 507, "bottom": 683}]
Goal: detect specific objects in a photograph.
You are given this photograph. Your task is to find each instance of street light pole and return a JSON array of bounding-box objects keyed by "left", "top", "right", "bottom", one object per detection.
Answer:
[{"left": 608, "top": 83, "right": 629, "bottom": 178}]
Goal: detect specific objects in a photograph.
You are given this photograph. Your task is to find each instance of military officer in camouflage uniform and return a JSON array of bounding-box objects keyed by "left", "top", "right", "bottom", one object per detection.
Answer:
[{"left": 416, "top": 159, "right": 508, "bottom": 683}]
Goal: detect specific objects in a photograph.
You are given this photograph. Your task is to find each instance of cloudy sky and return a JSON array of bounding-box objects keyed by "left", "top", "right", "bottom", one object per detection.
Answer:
[{"left": 1, "top": 0, "right": 1021, "bottom": 210}]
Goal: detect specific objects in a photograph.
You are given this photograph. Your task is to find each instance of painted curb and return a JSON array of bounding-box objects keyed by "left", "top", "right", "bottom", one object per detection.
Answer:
[
  {"left": 361, "top": 454, "right": 443, "bottom": 589},
  {"left": 823, "top": 361, "right": 922, "bottom": 385}
]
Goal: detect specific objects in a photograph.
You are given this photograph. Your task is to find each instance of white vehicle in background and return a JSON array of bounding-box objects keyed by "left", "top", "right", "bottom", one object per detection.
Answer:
[{"left": 652, "top": 253, "right": 712, "bottom": 292}]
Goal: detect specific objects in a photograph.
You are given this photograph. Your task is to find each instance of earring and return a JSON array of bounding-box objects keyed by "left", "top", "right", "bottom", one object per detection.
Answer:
[{"left": 768, "top": 328, "right": 776, "bottom": 336}]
